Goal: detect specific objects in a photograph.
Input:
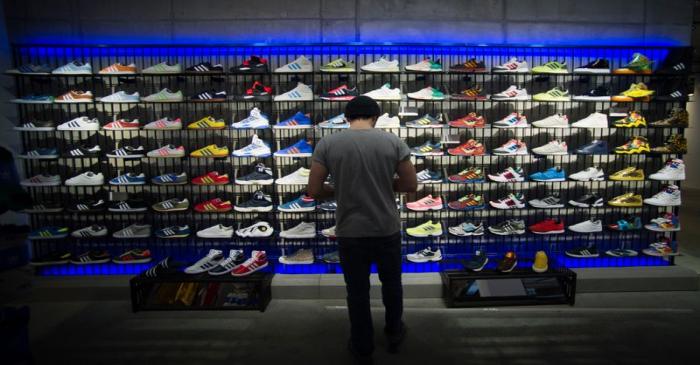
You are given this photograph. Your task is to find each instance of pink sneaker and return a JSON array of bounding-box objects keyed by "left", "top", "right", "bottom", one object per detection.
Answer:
[{"left": 405, "top": 195, "right": 443, "bottom": 212}]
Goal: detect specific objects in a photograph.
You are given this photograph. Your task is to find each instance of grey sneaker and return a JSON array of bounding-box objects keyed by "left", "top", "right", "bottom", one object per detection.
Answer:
[
  {"left": 279, "top": 248, "right": 315, "bottom": 264},
  {"left": 321, "top": 251, "right": 340, "bottom": 263},
  {"left": 141, "top": 88, "right": 184, "bottom": 102},
  {"left": 279, "top": 222, "right": 316, "bottom": 239},
  {"left": 112, "top": 223, "right": 151, "bottom": 238},
  {"left": 487, "top": 219, "right": 525, "bottom": 236},
  {"left": 151, "top": 198, "right": 189, "bottom": 212},
  {"left": 142, "top": 62, "right": 183, "bottom": 74}
]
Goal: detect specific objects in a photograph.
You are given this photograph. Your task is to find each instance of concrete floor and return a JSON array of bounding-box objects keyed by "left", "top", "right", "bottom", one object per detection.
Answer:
[{"left": 3, "top": 191, "right": 700, "bottom": 364}]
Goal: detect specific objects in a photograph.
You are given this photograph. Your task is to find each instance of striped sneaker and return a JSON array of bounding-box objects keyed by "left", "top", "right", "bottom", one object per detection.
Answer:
[
  {"left": 7, "top": 63, "right": 52, "bottom": 74},
  {"left": 187, "top": 116, "right": 225, "bottom": 129},
  {"left": 14, "top": 120, "right": 56, "bottom": 131},
  {"left": 278, "top": 195, "right": 316, "bottom": 213},
  {"left": 190, "top": 144, "right": 229, "bottom": 158},
  {"left": 565, "top": 247, "right": 599, "bottom": 258},
  {"left": 192, "top": 171, "right": 230, "bottom": 185},
  {"left": 232, "top": 56, "right": 269, "bottom": 73},
  {"left": 274, "top": 139, "right": 313, "bottom": 158},
  {"left": 24, "top": 201, "right": 63, "bottom": 213},
  {"left": 99, "top": 63, "right": 137, "bottom": 74},
  {"left": 448, "top": 194, "right": 485, "bottom": 211},
  {"left": 152, "top": 198, "right": 190, "bottom": 212},
  {"left": 451, "top": 85, "right": 488, "bottom": 100},
  {"left": 231, "top": 251, "right": 268, "bottom": 277},
  {"left": 274, "top": 111, "right": 312, "bottom": 129},
  {"left": 55, "top": 90, "right": 93, "bottom": 103},
  {"left": 67, "top": 199, "right": 106, "bottom": 213},
  {"left": 492, "top": 85, "right": 529, "bottom": 101},
  {"left": 320, "top": 58, "right": 355, "bottom": 73},
  {"left": 108, "top": 200, "right": 148, "bottom": 213},
  {"left": 235, "top": 163, "right": 274, "bottom": 185},
  {"left": 71, "top": 250, "right": 111, "bottom": 264},
  {"left": 231, "top": 107, "right": 270, "bottom": 129},
  {"left": 12, "top": 95, "right": 54, "bottom": 104},
  {"left": 142, "top": 62, "right": 182, "bottom": 74},
  {"left": 57, "top": 117, "right": 100, "bottom": 131},
  {"left": 410, "top": 141, "right": 443, "bottom": 156},
  {"left": 320, "top": 85, "right": 359, "bottom": 101},
  {"left": 52, "top": 61, "right": 92, "bottom": 75},
  {"left": 191, "top": 90, "right": 227, "bottom": 102},
  {"left": 20, "top": 174, "right": 61, "bottom": 187},
  {"left": 141, "top": 88, "right": 184, "bottom": 102},
  {"left": 103, "top": 119, "right": 140, "bottom": 130},
  {"left": 234, "top": 191, "right": 274, "bottom": 213},
  {"left": 65, "top": 145, "right": 101, "bottom": 158},
  {"left": 194, "top": 198, "right": 232, "bottom": 213},
  {"left": 151, "top": 172, "right": 188, "bottom": 185},
  {"left": 71, "top": 224, "right": 108, "bottom": 238},
  {"left": 106, "top": 146, "right": 145, "bottom": 159},
  {"left": 532, "top": 61, "right": 569, "bottom": 74},
  {"left": 274, "top": 82, "right": 314, "bottom": 101},
  {"left": 533, "top": 87, "right": 571, "bottom": 102},
  {"left": 275, "top": 56, "right": 313, "bottom": 73},
  {"left": 185, "top": 62, "right": 223, "bottom": 74},
  {"left": 493, "top": 58, "right": 529, "bottom": 73},
  {"left": 99, "top": 91, "right": 140, "bottom": 103},
  {"left": 450, "top": 59, "right": 486, "bottom": 73},
  {"left": 406, "top": 114, "right": 443, "bottom": 128},
  {"left": 113, "top": 224, "right": 151, "bottom": 239},
  {"left": 185, "top": 249, "right": 225, "bottom": 274},
  {"left": 109, "top": 173, "right": 146, "bottom": 185},
  {"left": 29, "top": 226, "right": 69, "bottom": 240},
  {"left": 208, "top": 250, "right": 246, "bottom": 276},
  {"left": 143, "top": 117, "right": 182, "bottom": 130},
  {"left": 488, "top": 219, "right": 526, "bottom": 235},
  {"left": 18, "top": 148, "right": 59, "bottom": 160},
  {"left": 448, "top": 168, "right": 484, "bottom": 183},
  {"left": 113, "top": 249, "right": 152, "bottom": 264},
  {"left": 155, "top": 225, "right": 191, "bottom": 239},
  {"left": 147, "top": 145, "right": 185, "bottom": 158}
]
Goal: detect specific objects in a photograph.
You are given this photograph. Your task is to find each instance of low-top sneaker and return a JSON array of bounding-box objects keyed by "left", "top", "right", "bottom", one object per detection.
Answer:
[
  {"left": 406, "top": 114, "right": 443, "bottom": 128},
  {"left": 102, "top": 119, "right": 140, "bottom": 130},
  {"left": 147, "top": 145, "right": 185, "bottom": 158},
  {"left": 274, "top": 139, "right": 313, "bottom": 157},
  {"left": 274, "top": 111, "right": 313, "bottom": 129},
  {"left": 194, "top": 198, "right": 232, "bottom": 213},
  {"left": 275, "top": 56, "right": 313, "bottom": 73},
  {"left": 235, "top": 190, "right": 273, "bottom": 212},
  {"left": 320, "top": 84, "right": 359, "bottom": 101},
  {"left": 192, "top": 171, "right": 230, "bottom": 185},
  {"left": 108, "top": 199, "right": 148, "bottom": 213},
  {"left": 14, "top": 120, "right": 56, "bottom": 131},
  {"left": 274, "top": 82, "right": 314, "bottom": 101},
  {"left": 239, "top": 81, "right": 273, "bottom": 101},
  {"left": 363, "top": 83, "right": 402, "bottom": 101},
  {"left": 529, "top": 194, "right": 564, "bottom": 208},
  {"left": 279, "top": 222, "right": 317, "bottom": 239},
  {"left": 488, "top": 220, "right": 525, "bottom": 235},
  {"left": 109, "top": 172, "right": 146, "bottom": 185},
  {"left": 492, "top": 85, "right": 529, "bottom": 100},
  {"left": 447, "top": 139, "right": 484, "bottom": 156},
  {"left": 447, "top": 194, "right": 485, "bottom": 211},
  {"left": 493, "top": 112, "right": 528, "bottom": 128},
  {"left": 65, "top": 171, "right": 104, "bottom": 186},
  {"left": 106, "top": 146, "right": 145, "bottom": 159},
  {"left": 411, "top": 141, "right": 443, "bottom": 156},
  {"left": 143, "top": 117, "right": 182, "bottom": 130},
  {"left": 574, "top": 59, "right": 610, "bottom": 74},
  {"left": 407, "top": 86, "right": 446, "bottom": 100},
  {"left": 609, "top": 167, "right": 644, "bottom": 181},
  {"left": 57, "top": 116, "right": 100, "bottom": 131},
  {"left": 406, "top": 195, "right": 443, "bottom": 211},
  {"left": 448, "top": 222, "right": 484, "bottom": 237},
  {"left": 572, "top": 85, "right": 611, "bottom": 101},
  {"left": 236, "top": 221, "right": 274, "bottom": 238},
  {"left": 19, "top": 148, "right": 59, "bottom": 160},
  {"left": 448, "top": 167, "right": 484, "bottom": 183},
  {"left": 236, "top": 163, "right": 274, "bottom": 185},
  {"left": 569, "top": 193, "right": 604, "bottom": 208},
  {"left": 278, "top": 195, "right": 316, "bottom": 213},
  {"left": 232, "top": 251, "right": 269, "bottom": 277},
  {"left": 565, "top": 247, "right": 599, "bottom": 258},
  {"left": 191, "top": 90, "right": 227, "bottom": 102},
  {"left": 406, "top": 247, "right": 442, "bottom": 263},
  {"left": 568, "top": 219, "right": 603, "bottom": 233},
  {"left": 608, "top": 215, "right": 642, "bottom": 231},
  {"left": 572, "top": 112, "right": 608, "bottom": 128},
  {"left": 463, "top": 251, "right": 489, "bottom": 271},
  {"left": 232, "top": 56, "right": 269, "bottom": 73},
  {"left": 185, "top": 249, "right": 225, "bottom": 274},
  {"left": 489, "top": 193, "right": 526, "bottom": 209},
  {"left": 607, "top": 193, "right": 642, "bottom": 207},
  {"left": 196, "top": 224, "right": 234, "bottom": 238},
  {"left": 493, "top": 58, "right": 529, "bottom": 73},
  {"left": 530, "top": 219, "right": 565, "bottom": 234},
  {"left": 67, "top": 199, "right": 106, "bottom": 213},
  {"left": 532, "top": 114, "right": 568, "bottom": 128},
  {"left": 416, "top": 169, "right": 442, "bottom": 184},
  {"left": 529, "top": 167, "right": 565, "bottom": 182},
  {"left": 405, "top": 58, "right": 442, "bottom": 72},
  {"left": 570, "top": 167, "right": 604, "bottom": 182},
  {"left": 141, "top": 88, "right": 184, "bottom": 103},
  {"left": 276, "top": 167, "right": 310, "bottom": 185},
  {"left": 152, "top": 172, "right": 188, "bottom": 185},
  {"left": 532, "top": 140, "right": 568, "bottom": 155},
  {"left": 448, "top": 113, "right": 485, "bottom": 128},
  {"left": 488, "top": 167, "right": 524, "bottom": 182},
  {"left": 21, "top": 174, "right": 61, "bottom": 187},
  {"left": 112, "top": 224, "right": 151, "bottom": 239},
  {"left": 29, "top": 226, "right": 69, "bottom": 240},
  {"left": 71, "top": 224, "right": 108, "bottom": 238},
  {"left": 99, "top": 91, "right": 140, "bottom": 103},
  {"left": 406, "top": 221, "right": 443, "bottom": 237},
  {"left": 492, "top": 139, "right": 527, "bottom": 155},
  {"left": 319, "top": 113, "right": 349, "bottom": 129},
  {"left": 151, "top": 198, "right": 189, "bottom": 212},
  {"left": 208, "top": 250, "right": 246, "bottom": 276}
]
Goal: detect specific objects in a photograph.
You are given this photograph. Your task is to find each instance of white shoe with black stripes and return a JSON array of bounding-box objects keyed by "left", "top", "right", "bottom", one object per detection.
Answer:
[{"left": 184, "top": 249, "right": 225, "bottom": 274}]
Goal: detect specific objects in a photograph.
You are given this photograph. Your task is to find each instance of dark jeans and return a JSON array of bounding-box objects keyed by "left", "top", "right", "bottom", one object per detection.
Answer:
[{"left": 338, "top": 232, "right": 403, "bottom": 355}]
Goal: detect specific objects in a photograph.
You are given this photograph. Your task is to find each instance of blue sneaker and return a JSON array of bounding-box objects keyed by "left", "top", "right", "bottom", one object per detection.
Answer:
[
  {"left": 274, "top": 139, "right": 313, "bottom": 157},
  {"left": 318, "top": 113, "right": 349, "bottom": 129},
  {"left": 8, "top": 64, "right": 52, "bottom": 74},
  {"left": 110, "top": 172, "right": 146, "bottom": 185},
  {"left": 13, "top": 95, "right": 54, "bottom": 104},
  {"left": 151, "top": 172, "right": 188, "bottom": 185},
  {"left": 274, "top": 111, "right": 313, "bottom": 129},
  {"left": 576, "top": 140, "right": 608, "bottom": 155},
  {"left": 19, "top": 147, "right": 59, "bottom": 159},
  {"left": 417, "top": 169, "right": 442, "bottom": 183},
  {"left": 155, "top": 225, "right": 191, "bottom": 239},
  {"left": 278, "top": 195, "right": 316, "bottom": 212},
  {"left": 410, "top": 141, "right": 443, "bottom": 156},
  {"left": 29, "top": 226, "right": 69, "bottom": 240},
  {"left": 529, "top": 167, "right": 566, "bottom": 182}
]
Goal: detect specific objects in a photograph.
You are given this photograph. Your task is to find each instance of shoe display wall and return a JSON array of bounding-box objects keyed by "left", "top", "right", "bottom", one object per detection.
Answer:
[{"left": 11, "top": 44, "right": 689, "bottom": 275}]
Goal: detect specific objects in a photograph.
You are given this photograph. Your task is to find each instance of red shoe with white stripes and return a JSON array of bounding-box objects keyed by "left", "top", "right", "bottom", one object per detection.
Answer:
[
  {"left": 103, "top": 119, "right": 140, "bottom": 130},
  {"left": 320, "top": 85, "right": 359, "bottom": 101},
  {"left": 194, "top": 198, "right": 232, "bottom": 213},
  {"left": 231, "top": 250, "right": 269, "bottom": 277},
  {"left": 192, "top": 171, "right": 230, "bottom": 185}
]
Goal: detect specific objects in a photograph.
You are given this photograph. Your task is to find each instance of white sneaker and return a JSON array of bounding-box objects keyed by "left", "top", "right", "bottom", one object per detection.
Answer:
[
  {"left": 146, "top": 144, "right": 186, "bottom": 158},
  {"left": 405, "top": 59, "right": 441, "bottom": 72},
  {"left": 319, "top": 113, "right": 349, "bottom": 129},
  {"left": 321, "top": 226, "right": 336, "bottom": 238},
  {"left": 65, "top": 171, "right": 104, "bottom": 186},
  {"left": 276, "top": 167, "right": 310, "bottom": 185},
  {"left": 532, "top": 140, "right": 568, "bottom": 155},
  {"left": 407, "top": 247, "right": 443, "bottom": 263},
  {"left": 185, "top": 249, "right": 224, "bottom": 274},
  {"left": 361, "top": 57, "right": 399, "bottom": 72},
  {"left": 493, "top": 113, "right": 529, "bottom": 128},
  {"left": 196, "top": 224, "right": 234, "bottom": 238},
  {"left": 568, "top": 219, "right": 603, "bottom": 233},
  {"left": 492, "top": 85, "right": 529, "bottom": 100},
  {"left": 20, "top": 174, "right": 61, "bottom": 187},
  {"left": 274, "top": 82, "right": 314, "bottom": 101},
  {"left": 236, "top": 221, "right": 274, "bottom": 238},
  {"left": 570, "top": 167, "right": 605, "bottom": 181},
  {"left": 231, "top": 107, "right": 270, "bottom": 129},
  {"left": 493, "top": 57, "right": 529, "bottom": 73},
  {"left": 407, "top": 86, "right": 445, "bottom": 100},
  {"left": 57, "top": 116, "right": 100, "bottom": 131},
  {"left": 644, "top": 185, "right": 681, "bottom": 206},
  {"left": 649, "top": 159, "right": 685, "bottom": 181},
  {"left": 71, "top": 224, "right": 108, "bottom": 238},
  {"left": 275, "top": 56, "right": 313, "bottom": 73},
  {"left": 488, "top": 167, "right": 525, "bottom": 182},
  {"left": 143, "top": 117, "right": 182, "bottom": 130},
  {"left": 280, "top": 222, "right": 316, "bottom": 239},
  {"left": 492, "top": 139, "right": 528, "bottom": 155},
  {"left": 99, "top": 91, "right": 140, "bottom": 103},
  {"left": 52, "top": 61, "right": 92, "bottom": 75},
  {"left": 232, "top": 135, "right": 272, "bottom": 157},
  {"left": 375, "top": 113, "right": 401, "bottom": 128},
  {"left": 572, "top": 112, "right": 608, "bottom": 128},
  {"left": 363, "top": 83, "right": 402, "bottom": 101},
  {"left": 532, "top": 114, "right": 569, "bottom": 128}
]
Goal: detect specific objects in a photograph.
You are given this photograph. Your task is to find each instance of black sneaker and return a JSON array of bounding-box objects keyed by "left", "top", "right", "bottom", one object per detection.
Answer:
[
  {"left": 191, "top": 90, "right": 227, "bottom": 102},
  {"left": 29, "top": 251, "right": 71, "bottom": 266},
  {"left": 234, "top": 190, "right": 273, "bottom": 212},
  {"left": 71, "top": 250, "right": 112, "bottom": 265},
  {"left": 235, "top": 163, "right": 274, "bottom": 185},
  {"left": 65, "top": 145, "right": 101, "bottom": 158},
  {"left": 574, "top": 59, "right": 610, "bottom": 74},
  {"left": 68, "top": 199, "right": 106, "bottom": 213},
  {"left": 385, "top": 322, "right": 407, "bottom": 354},
  {"left": 654, "top": 80, "right": 690, "bottom": 102},
  {"left": 185, "top": 62, "right": 224, "bottom": 74},
  {"left": 106, "top": 146, "right": 145, "bottom": 159},
  {"left": 14, "top": 120, "right": 56, "bottom": 131},
  {"left": 568, "top": 193, "right": 604, "bottom": 208},
  {"left": 565, "top": 247, "right": 599, "bottom": 258},
  {"left": 144, "top": 257, "right": 186, "bottom": 278},
  {"left": 462, "top": 250, "right": 488, "bottom": 271},
  {"left": 231, "top": 56, "right": 269, "bottom": 74},
  {"left": 656, "top": 49, "right": 691, "bottom": 75},
  {"left": 24, "top": 201, "right": 63, "bottom": 213},
  {"left": 573, "top": 84, "right": 611, "bottom": 101},
  {"left": 238, "top": 81, "right": 273, "bottom": 101},
  {"left": 108, "top": 199, "right": 148, "bottom": 213}
]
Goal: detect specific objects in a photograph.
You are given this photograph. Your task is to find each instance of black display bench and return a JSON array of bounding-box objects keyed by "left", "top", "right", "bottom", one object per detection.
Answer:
[
  {"left": 130, "top": 273, "right": 273, "bottom": 312},
  {"left": 441, "top": 267, "right": 576, "bottom": 308}
]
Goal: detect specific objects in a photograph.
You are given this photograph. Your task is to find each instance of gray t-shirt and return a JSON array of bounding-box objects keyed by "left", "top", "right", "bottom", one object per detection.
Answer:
[{"left": 313, "top": 128, "right": 411, "bottom": 238}]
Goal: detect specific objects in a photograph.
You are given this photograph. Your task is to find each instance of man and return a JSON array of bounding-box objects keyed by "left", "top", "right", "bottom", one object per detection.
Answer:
[{"left": 308, "top": 96, "right": 417, "bottom": 363}]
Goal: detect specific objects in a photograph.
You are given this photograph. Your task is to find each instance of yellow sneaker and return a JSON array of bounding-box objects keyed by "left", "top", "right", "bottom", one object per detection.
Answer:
[
  {"left": 614, "top": 136, "right": 650, "bottom": 154},
  {"left": 532, "top": 251, "right": 548, "bottom": 273},
  {"left": 187, "top": 116, "right": 225, "bottom": 129},
  {"left": 608, "top": 193, "right": 643, "bottom": 207},
  {"left": 406, "top": 220, "right": 443, "bottom": 237},
  {"left": 613, "top": 111, "right": 647, "bottom": 128},
  {"left": 611, "top": 83, "right": 654, "bottom": 102},
  {"left": 609, "top": 167, "right": 645, "bottom": 181},
  {"left": 190, "top": 144, "right": 229, "bottom": 158}
]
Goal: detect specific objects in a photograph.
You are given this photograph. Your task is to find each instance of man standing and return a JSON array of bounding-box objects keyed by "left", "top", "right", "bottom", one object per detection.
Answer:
[{"left": 308, "top": 96, "right": 417, "bottom": 364}]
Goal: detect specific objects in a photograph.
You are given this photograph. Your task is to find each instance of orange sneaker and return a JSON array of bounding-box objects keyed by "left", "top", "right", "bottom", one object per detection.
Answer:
[
  {"left": 448, "top": 113, "right": 485, "bottom": 128},
  {"left": 99, "top": 63, "right": 138, "bottom": 74},
  {"left": 55, "top": 90, "right": 93, "bottom": 103},
  {"left": 448, "top": 139, "right": 485, "bottom": 156}
]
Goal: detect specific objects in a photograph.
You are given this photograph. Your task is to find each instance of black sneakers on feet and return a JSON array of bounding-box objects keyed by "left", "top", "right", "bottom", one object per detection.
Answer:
[{"left": 385, "top": 322, "right": 407, "bottom": 354}]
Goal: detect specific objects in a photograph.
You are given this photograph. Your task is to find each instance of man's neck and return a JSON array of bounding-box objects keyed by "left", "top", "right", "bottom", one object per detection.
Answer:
[{"left": 349, "top": 120, "right": 374, "bottom": 129}]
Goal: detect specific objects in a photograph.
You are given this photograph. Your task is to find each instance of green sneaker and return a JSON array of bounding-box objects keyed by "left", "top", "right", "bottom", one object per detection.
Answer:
[
  {"left": 320, "top": 58, "right": 355, "bottom": 72},
  {"left": 613, "top": 53, "right": 653, "bottom": 74},
  {"left": 532, "top": 61, "right": 568, "bottom": 74},
  {"left": 141, "top": 88, "right": 184, "bottom": 102},
  {"left": 533, "top": 87, "right": 571, "bottom": 102},
  {"left": 142, "top": 62, "right": 183, "bottom": 74}
]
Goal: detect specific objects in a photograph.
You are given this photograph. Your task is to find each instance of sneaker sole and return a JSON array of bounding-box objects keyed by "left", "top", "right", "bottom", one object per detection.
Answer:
[
  {"left": 488, "top": 229, "right": 525, "bottom": 236},
  {"left": 468, "top": 258, "right": 489, "bottom": 271},
  {"left": 273, "top": 153, "right": 312, "bottom": 158},
  {"left": 568, "top": 227, "right": 601, "bottom": 233},
  {"left": 278, "top": 258, "right": 315, "bottom": 264},
  {"left": 406, "top": 205, "right": 443, "bottom": 212},
  {"left": 406, "top": 231, "right": 443, "bottom": 238},
  {"left": 71, "top": 259, "right": 112, "bottom": 265},
  {"left": 113, "top": 258, "right": 152, "bottom": 264},
  {"left": 530, "top": 178, "right": 565, "bottom": 182},
  {"left": 573, "top": 69, "right": 611, "bottom": 74},
  {"left": 14, "top": 127, "right": 55, "bottom": 131},
  {"left": 572, "top": 96, "right": 611, "bottom": 101},
  {"left": 499, "top": 261, "right": 518, "bottom": 272},
  {"left": 532, "top": 265, "right": 549, "bottom": 273},
  {"left": 406, "top": 255, "right": 442, "bottom": 263},
  {"left": 234, "top": 206, "right": 274, "bottom": 213},
  {"left": 644, "top": 225, "right": 680, "bottom": 232},
  {"left": 531, "top": 229, "right": 564, "bottom": 234},
  {"left": 235, "top": 179, "right": 274, "bottom": 185},
  {"left": 278, "top": 207, "right": 316, "bottom": 213}
]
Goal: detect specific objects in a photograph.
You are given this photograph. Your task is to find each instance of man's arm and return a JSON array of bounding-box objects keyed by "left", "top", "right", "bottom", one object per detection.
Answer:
[
  {"left": 308, "top": 161, "right": 335, "bottom": 200},
  {"left": 393, "top": 159, "right": 417, "bottom": 193}
]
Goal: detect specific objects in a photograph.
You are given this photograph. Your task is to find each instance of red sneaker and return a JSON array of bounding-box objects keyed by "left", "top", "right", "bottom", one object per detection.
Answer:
[
  {"left": 103, "top": 119, "right": 140, "bottom": 130},
  {"left": 244, "top": 81, "right": 273, "bottom": 99},
  {"left": 448, "top": 113, "right": 485, "bottom": 128},
  {"left": 113, "top": 249, "right": 152, "bottom": 264},
  {"left": 231, "top": 250, "right": 269, "bottom": 277},
  {"left": 448, "top": 139, "right": 485, "bottom": 156},
  {"left": 194, "top": 198, "right": 232, "bottom": 213},
  {"left": 529, "top": 219, "right": 565, "bottom": 234},
  {"left": 192, "top": 171, "right": 230, "bottom": 185}
]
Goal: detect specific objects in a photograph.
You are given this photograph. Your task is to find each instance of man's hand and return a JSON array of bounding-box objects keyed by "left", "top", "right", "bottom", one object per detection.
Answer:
[
  {"left": 308, "top": 161, "right": 335, "bottom": 200},
  {"left": 394, "top": 159, "right": 417, "bottom": 192}
]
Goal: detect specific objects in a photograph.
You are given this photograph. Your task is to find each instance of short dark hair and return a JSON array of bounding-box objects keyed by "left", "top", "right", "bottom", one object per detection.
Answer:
[{"left": 345, "top": 95, "right": 381, "bottom": 120}]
